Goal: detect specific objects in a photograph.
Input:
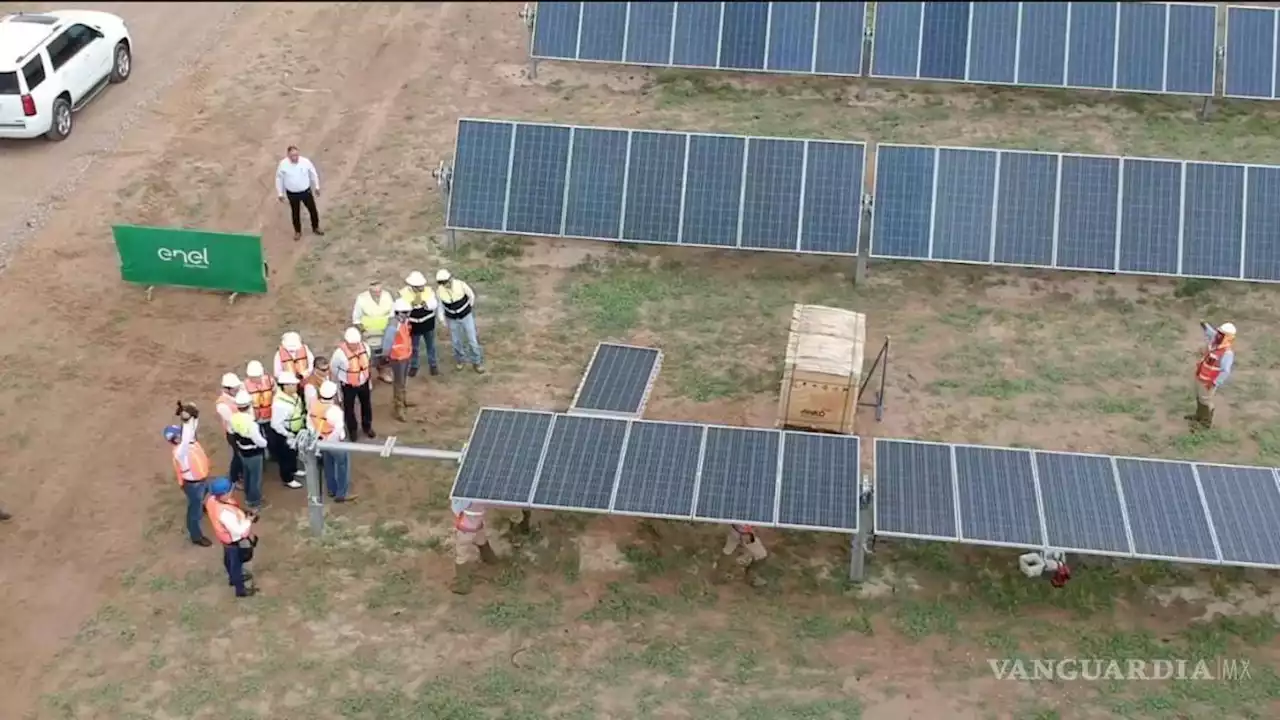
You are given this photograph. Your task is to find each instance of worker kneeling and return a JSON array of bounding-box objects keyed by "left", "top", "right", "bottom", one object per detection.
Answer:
[
  {"left": 204, "top": 477, "right": 259, "bottom": 598},
  {"left": 722, "top": 524, "right": 768, "bottom": 588},
  {"left": 451, "top": 499, "right": 500, "bottom": 595}
]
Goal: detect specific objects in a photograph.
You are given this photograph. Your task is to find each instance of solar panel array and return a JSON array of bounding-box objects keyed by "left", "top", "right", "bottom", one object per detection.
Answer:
[
  {"left": 446, "top": 118, "right": 866, "bottom": 256},
  {"left": 871, "top": 2, "right": 1217, "bottom": 96},
  {"left": 1225, "top": 5, "right": 1280, "bottom": 100},
  {"left": 569, "top": 343, "right": 663, "bottom": 418},
  {"left": 530, "top": 1, "right": 867, "bottom": 76},
  {"left": 451, "top": 408, "right": 862, "bottom": 533},
  {"left": 871, "top": 144, "right": 1280, "bottom": 283},
  {"left": 874, "top": 439, "right": 1280, "bottom": 569}
]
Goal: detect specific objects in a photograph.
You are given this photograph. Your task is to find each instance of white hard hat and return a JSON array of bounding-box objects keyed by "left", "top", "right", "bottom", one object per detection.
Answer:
[
  {"left": 276, "top": 371, "right": 299, "bottom": 385},
  {"left": 234, "top": 389, "right": 252, "bottom": 406},
  {"left": 344, "top": 327, "right": 362, "bottom": 344},
  {"left": 319, "top": 380, "right": 338, "bottom": 399},
  {"left": 436, "top": 268, "right": 452, "bottom": 283},
  {"left": 281, "top": 331, "right": 303, "bottom": 351},
  {"left": 245, "top": 360, "right": 264, "bottom": 378},
  {"left": 1219, "top": 322, "right": 1237, "bottom": 336},
  {"left": 393, "top": 298, "right": 412, "bottom": 313},
  {"left": 405, "top": 270, "right": 427, "bottom": 287},
  {"left": 221, "top": 372, "right": 241, "bottom": 388}
]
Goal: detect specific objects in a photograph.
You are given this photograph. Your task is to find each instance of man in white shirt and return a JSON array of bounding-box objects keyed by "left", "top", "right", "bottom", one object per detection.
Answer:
[
  {"left": 309, "top": 381, "right": 356, "bottom": 503},
  {"left": 275, "top": 145, "right": 325, "bottom": 241}
]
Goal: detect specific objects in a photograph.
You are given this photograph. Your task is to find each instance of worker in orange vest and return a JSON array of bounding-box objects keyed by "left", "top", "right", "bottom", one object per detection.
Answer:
[
  {"left": 1189, "top": 321, "right": 1236, "bottom": 430},
  {"left": 309, "top": 380, "right": 356, "bottom": 503},
  {"left": 332, "top": 326, "right": 376, "bottom": 439},
  {"left": 204, "top": 477, "right": 258, "bottom": 598},
  {"left": 243, "top": 361, "right": 276, "bottom": 460},
  {"left": 451, "top": 499, "right": 499, "bottom": 594},
  {"left": 164, "top": 421, "right": 213, "bottom": 547},
  {"left": 721, "top": 524, "right": 768, "bottom": 587},
  {"left": 380, "top": 299, "right": 417, "bottom": 421},
  {"left": 214, "top": 373, "right": 245, "bottom": 486},
  {"left": 273, "top": 332, "right": 315, "bottom": 393}
]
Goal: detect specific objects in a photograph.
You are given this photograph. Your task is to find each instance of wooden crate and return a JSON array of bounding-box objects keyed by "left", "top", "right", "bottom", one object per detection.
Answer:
[{"left": 777, "top": 305, "right": 865, "bottom": 434}]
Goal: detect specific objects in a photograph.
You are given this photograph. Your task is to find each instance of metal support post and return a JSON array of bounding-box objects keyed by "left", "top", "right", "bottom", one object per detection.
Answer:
[
  {"left": 848, "top": 474, "right": 874, "bottom": 583},
  {"left": 298, "top": 430, "right": 325, "bottom": 537},
  {"left": 519, "top": 3, "right": 538, "bottom": 79},
  {"left": 856, "top": 336, "right": 890, "bottom": 421},
  {"left": 855, "top": 139, "right": 877, "bottom": 286},
  {"left": 432, "top": 161, "right": 456, "bottom": 252}
]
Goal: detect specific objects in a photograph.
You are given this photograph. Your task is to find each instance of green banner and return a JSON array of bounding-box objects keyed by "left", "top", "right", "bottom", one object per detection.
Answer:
[{"left": 112, "top": 225, "right": 268, "bottom": 294}]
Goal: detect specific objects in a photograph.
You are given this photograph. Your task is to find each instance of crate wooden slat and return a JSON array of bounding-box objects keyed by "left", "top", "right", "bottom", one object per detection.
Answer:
[{"left": 778, "top": 304, "right": 865, "bottom": 435}]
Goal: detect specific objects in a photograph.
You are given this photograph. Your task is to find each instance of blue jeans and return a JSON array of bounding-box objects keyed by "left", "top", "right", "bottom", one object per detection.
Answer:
[
  {"left": 225, "top": 435, "right": 243, "bottom": 483},
  {"left": 446, "top": 315, "right": 483, "bottom": 365},
  {"left": 410, "top": 330, "right": 438, "bottom": 370},
  {"left": 322, "top": 451, "right": 351, "bottom": 500},
  {"left": 181, "top": 480, "right": 208, "bottom": 541},
  {"left": 222, "top": 543, "right": 247, "bottom": 596},
  {"left": 241, "top": 453, "right": 265, "bottom": 509}
]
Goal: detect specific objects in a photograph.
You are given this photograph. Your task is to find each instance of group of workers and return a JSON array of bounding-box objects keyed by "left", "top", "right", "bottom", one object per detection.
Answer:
[{"left": 163, "top": 269, "right": 485, "bottom": 596}]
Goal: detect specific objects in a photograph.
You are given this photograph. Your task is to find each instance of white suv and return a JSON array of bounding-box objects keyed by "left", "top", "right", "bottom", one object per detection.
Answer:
[{"left": 0, "top": 10, "right": 132, "bottom": 141}]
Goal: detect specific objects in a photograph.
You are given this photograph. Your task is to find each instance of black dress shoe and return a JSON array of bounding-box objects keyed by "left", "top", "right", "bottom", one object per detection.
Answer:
[
  {"left": 191, "top": 537, "right": 213, "bottom": 547},
  {"left": 364, "top": 428, "right": 377, "bottom": 439},
  {"left": 235, "top": 587, "right": 259, "bottom": 598},
  {"left": 408, "top": 366, "right": 419, "bottom": 378},
  {"left": 312, "top": 228, "right": 325, "bottom": 236},
  {"left": 429, "top": 366, "right": 439, "bottom": 376},
  {"left": 230, "top": 572, "right": 254, "bottom": 586}
]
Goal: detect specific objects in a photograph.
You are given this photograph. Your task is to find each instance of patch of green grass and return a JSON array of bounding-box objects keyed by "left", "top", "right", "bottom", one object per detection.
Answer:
[
  {"left": 892, "top": 599, "right": 961, "bottom": 640},
  {"left": 364, "top": 568, "right": 420, "bottom": 610},
  {"left": 580, "top": 582, "right": 667, "bottom": 622},
  {"left": 479, "top": 598, "right": 555, "bottom": 630},
  {"left": 736, "top": 697, "right": 863, "bottom": 720}
]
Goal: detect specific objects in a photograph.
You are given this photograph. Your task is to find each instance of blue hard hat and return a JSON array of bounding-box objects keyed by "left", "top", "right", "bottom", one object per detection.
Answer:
[
  {"left": 163, "top": 425, "right": 182, "bottom": 443},
  {"left": 209, "top": 477, "right": 233, "bottom": 496}
]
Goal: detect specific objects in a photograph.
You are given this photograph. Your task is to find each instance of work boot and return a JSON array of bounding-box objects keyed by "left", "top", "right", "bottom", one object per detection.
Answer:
[
  {"left": 478, "top": 542, "right": 499, "bottom": 564},
  {"left": 474, "top": 363, "right": 486, "bottom": 374},
  {"left": 408, "top": 366, "right": 419, "bottom": 378},
  {"left": 191, "top": 537, "right": 213, "bottom": 547},
  {"left": 450, "top": 563, "right": 474, "bottom": 595},
  {"left": 429, "top": 365, "right": 439, "bottom": 376},
  {"left": 0, "top": 508, "right": 12, "bottom": 522},
  {"left": 378, "top": 367, "right": 393, "bottom": 383},
  {"left": 1202, "top": 408, "right": 1215, "bottom": 430},
  {"left": 293, "top": 231, "right": 301, "bottom": 242},
  {"left": 236, "top": 587, "right": 259, "bottom": 599},
  {"left": 455, "top": 363, "right": 465, "bottom": 372},
  {"left": 744, "top": 560, "right": 768, "bottom": 588},
  {"left": 364, "top": 427, "right": 377, "bottom": 439}
]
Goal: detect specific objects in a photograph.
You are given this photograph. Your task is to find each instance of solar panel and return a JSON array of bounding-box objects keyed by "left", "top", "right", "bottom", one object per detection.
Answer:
[
  {"left": 451, "top": 408, "right": 555, "bottom": 505},
  {"left": 610, "top": 420, "right": 704, "bottom": 518},
  {"left": 447, "top": 118, "right": 864, "bottom": 257},
  {"left": 953, "top": 446, "right": 1044, "bottom": 548},
  {"left": 569, "top": 343, "right": 662, "bottom": 417},
  {"left": 869, "top": 144, "right": 1280, "bottom": 284},
  {"left": 1114, "top": 458, "right": 1219, "bottom": 563},
  {"left": 529, "top": 2, "right": 866, "bottom": 77},
  {"left": 694, "top": 426, "right": 780, "bottom": 525},
  {"left": 873, "top": 439, "right": 958, "bottom": 541},
  {"left": 530, "top": 415, "right": 630, "bottom": 511},
  {"left": 1225, "top": 6, "right": 1277, "bottom": 100},
  {"left": 1034, "top": 451, "right": 1132, "bottom": 556},
  {"left": 777, "top": 432, "right": 860, "bottom": 533},
  {"left": 1194, "top": 464, "right": 1280, "bottom": 567},
  {"left": 869, "top": 2, "right": 1216, "bottom": 96}
]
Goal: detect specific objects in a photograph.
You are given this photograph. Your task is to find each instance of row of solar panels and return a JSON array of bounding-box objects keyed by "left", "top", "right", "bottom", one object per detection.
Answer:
[
  {"left": 451, "top": 408, "right": 863, "bottom": 534},
  {"left": 444, "top": 118, "right": 1280, "bottom": 283},
  {"left": 530, "top": 2, "right": 1280, "bottom": 100},
  {"left": 448, "top": 409, "right": 1280, "bottom": 569},
  {"left": 875, "top": 439, "right": 1280, "bottom": 569}
]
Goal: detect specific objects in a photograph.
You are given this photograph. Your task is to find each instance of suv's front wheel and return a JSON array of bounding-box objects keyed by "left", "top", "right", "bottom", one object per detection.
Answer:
[
  {"left": 109, "top": 42, "right": 131, "bottom": 83},
  {"left": 45, "top": 97, "right": 72, "bottom": 141}
]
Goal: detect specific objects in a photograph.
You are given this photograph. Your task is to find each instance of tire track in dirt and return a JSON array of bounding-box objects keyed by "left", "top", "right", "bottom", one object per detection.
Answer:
[{"left": 0, "top": 4, "right": 454, "bottom": 715}]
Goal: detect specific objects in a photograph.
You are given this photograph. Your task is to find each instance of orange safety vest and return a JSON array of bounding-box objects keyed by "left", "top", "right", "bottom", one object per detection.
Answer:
[
  {"left": 310, "top": 400, "right": 336, "bottom": 439},
  {"left": 204, "top": 495, "right": 248, "bottom": 545},
  {"left": 302, "top": 371, "right": 325, "bottom": 400},
  {"left": 277, "top": 346, "right": 310, "bottom": 378},
  {"left": 172, "top": 440, "right": 210, "bottom": 485},
  {"left": 215, "top": 392, "right": 237, "bottom": 433},
  {"left": 1196, "top": 346, "right": 1229, "bottom": 389},
  {"left": 244, "top": 376, "right": 275, "bottom": 422},
  {"left": 341, "top": 342, "right": 370, "bottom": 386},
  {"left": 388, "top": 321, "right": 413, "bottom": 361}
]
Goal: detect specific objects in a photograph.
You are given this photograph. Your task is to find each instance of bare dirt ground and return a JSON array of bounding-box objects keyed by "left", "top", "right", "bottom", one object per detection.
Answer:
[{"left": 1, "top": 3, "right": 1279, "bottom": 719}]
